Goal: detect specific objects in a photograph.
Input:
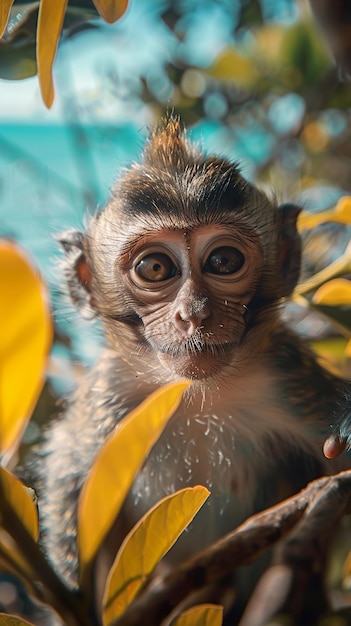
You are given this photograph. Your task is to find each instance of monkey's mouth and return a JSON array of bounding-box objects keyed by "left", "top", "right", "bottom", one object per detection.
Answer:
[
  {"left": 156, "top": 339, "right": 237, "bottom": 379},
  {"left": 159, "top": 340, "right": 236, "bottom": 357}
]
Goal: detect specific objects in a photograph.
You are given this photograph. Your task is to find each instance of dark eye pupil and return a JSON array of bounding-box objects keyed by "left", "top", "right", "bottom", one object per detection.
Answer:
[
  {"left": 135, "top": 253, "right": 177, "bottom": 282},
  {"left": 204, "top": 246, "right": 244, "bottom": 275}
]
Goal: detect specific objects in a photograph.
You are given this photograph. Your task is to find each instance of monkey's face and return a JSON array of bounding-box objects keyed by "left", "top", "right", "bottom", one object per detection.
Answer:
[
  {"left": 119, "top": 224, "right": 263, "bottom": 381},
  {"left": 61, "top": 118, "right": 301, "bottom": 383}
]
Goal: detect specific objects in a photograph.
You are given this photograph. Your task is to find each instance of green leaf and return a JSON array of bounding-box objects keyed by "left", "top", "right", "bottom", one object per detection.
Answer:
[
  {"left": 0, "top": 240, "right": 52, "bottom": 463},
  {"left": 103, "top": 486, "right": 210, "bottom": 624},
  {"left": 172, "top": 604, "right": 224, "bottom": 626},
  {"left": 93, "top": 0, "right": 129, "bottom": 23},
  {"left": 77, "top": 381, "right": 189, "bottom": 584},
  {"left": 280, "top": 20, "right": 330, "bottom": 84},
  {"left": 37, "top": 0, "right": 68, "bottom": 107}
]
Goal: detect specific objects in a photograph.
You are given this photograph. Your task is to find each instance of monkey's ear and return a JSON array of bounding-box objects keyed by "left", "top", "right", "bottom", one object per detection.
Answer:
[
  {"left": 57, "top": 230, "right": 96, "bottom": 320},
  {"left": 277, "top": 203, "right": 302, "bottom": 297}
]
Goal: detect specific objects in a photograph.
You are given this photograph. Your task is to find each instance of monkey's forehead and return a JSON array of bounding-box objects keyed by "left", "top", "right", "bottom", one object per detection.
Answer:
[
  {"left": 104, "top": 205, "right": 261, "bottom": 230},
  {"left": 105, "top": 182, "right": 277, "bottom": 231}
]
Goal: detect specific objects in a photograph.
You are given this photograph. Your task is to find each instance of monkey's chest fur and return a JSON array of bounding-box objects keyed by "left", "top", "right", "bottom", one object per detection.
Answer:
[
  {"left": 122, "top": 371, "right": 331, "bottom": 565},
  {"left": 38, "top": 350, "right": 338, "bottom": 587},
  {"left": 125, "top": 409, "right": 257, "bottom": 560}
]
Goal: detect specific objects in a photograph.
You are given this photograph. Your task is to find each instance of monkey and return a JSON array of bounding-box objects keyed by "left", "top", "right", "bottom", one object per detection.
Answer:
[{"left": 32, "top": 117, "right": 351, "bottom": 622}]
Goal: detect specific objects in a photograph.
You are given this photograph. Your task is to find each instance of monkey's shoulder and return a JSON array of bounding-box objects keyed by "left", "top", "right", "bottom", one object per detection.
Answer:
[{"left": 270, "top": 326, "right": 346, "bottom": 415}]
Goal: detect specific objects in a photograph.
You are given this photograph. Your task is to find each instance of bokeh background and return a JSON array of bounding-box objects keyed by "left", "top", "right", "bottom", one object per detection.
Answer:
[{"left": 1, "top": 0, "right": 351, "bottom": 440}]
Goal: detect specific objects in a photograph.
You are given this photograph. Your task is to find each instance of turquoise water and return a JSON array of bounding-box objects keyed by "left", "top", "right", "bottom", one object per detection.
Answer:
[
  {"left": 0, "top": 122, "right": 142, "bottom": 273},
  {"left": 0, "top": 122, "right": 144, "bottom": 368}
]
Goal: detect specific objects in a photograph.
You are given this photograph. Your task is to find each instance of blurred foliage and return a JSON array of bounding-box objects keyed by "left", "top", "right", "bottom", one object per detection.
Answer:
[
  {"left": 294, "top": 196, "right": 351, "bottom": 376},
  {"left": 3, "top": 1, "right": 348, "bottom": 248},
  {"left": 0, "top": 0, "right": 128, "bottom": 105},
  {"left": 0, "top": 240, "right": 52, "bottom": 467}
]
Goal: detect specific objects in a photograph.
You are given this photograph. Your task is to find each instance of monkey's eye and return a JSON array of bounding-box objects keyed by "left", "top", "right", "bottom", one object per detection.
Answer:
[
  {"left": 203, "top": 246, "right": 245, "bottom": 275},
  {"left": 134, "top": 253, "right": 179, "bottom": 283}
]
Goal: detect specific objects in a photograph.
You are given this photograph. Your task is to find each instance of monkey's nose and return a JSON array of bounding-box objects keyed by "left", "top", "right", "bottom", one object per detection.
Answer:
[{"left": 174, "top": 300, "right": 211, "bottom": 334}]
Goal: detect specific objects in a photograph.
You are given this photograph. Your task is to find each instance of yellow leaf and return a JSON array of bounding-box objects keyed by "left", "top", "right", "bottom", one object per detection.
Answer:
[
  {"left": 345, "top": 339, "right": 351, "bottom": 358},
  {"left": 93, "top": 0, "right": 129, "bottom": 23},
  {"left": 312, "top": 279, "right": 351, "bottom": 306},
  {"left": 37, "top": 0, "right": 68, "bottom": 107},
  {"left": 0, "top": 0, "right": 15, "bottom": 38},
  {"left": 0, "top": 615, "right": 35, "bottom": 626},
  {"left": 208, "top": 46, "right": 257, "bottom": 85},
  {"left": 103, "top": 486, "right": 210, "bottom": 624},
  {"left": 78, "top": 381, "right": 189, "bottom": 581},
  {"left": 173, "top": 604, "right": 223, "bottom": 626},
  {"left": 0, "top": 240, "right": 52, "bottom": 462},
  {"left": 298, "top": 195, "right": 351, "bottom": 231},
  {"left": 335, "top": 196, "right": 351, "bottom": 223},
  {"left": 0, "top": 467, "right": 39, "bottom": 541}
]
